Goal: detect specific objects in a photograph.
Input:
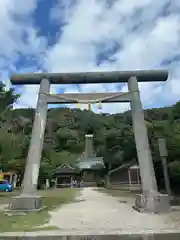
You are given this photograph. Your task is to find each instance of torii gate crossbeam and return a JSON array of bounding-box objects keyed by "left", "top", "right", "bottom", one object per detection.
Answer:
[
  {"left": 46, "top": 92, "right": 132, "bottom": 103},
  {"left": 8, "top": 70, "right": 170, "bottom": 214}
]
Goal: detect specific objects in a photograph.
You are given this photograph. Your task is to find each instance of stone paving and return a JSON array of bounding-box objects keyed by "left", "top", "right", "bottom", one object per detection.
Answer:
[
  {"left": 1, "top": 188, "right": 180, "bottom": 237},
  {"left": 45, "top": 187, "right": 180, "bottom": 235}
]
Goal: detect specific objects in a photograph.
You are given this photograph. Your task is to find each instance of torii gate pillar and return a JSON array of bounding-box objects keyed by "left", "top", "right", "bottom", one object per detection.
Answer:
[
  {"left": 9, "top": 78, "right": 50, "bottom": 212},
  {"left": 128, "top": 77, "right": 169, "bottom": 212},
  {"left": 128, "top": 76, "right": 158, "bottom": 194}
]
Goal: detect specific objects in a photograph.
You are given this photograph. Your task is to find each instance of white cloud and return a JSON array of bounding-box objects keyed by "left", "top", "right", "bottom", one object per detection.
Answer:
[
  {"left": 0, "top": 0, "right": 49, "bottom": 108},
  {"left": 0, "top": 0, "right": 51, "bottom": 107},
  {"left": 1, "top": 0, "right": 180, "bottom": 114},
  {"left": 0, "top": 0, "right": 38, "bottom": 60},
  {"left": 43, "top": 0, "right": 180, "bottom": 113}
]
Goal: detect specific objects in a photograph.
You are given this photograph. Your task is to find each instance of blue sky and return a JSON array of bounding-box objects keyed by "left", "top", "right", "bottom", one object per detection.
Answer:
[{"left": 1, "top": 0, "right": 180, "bottom": 113}]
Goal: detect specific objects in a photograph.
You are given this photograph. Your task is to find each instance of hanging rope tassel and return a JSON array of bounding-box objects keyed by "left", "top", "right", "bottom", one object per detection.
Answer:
[
  {"left": 88, "top": 103, "right": 91, "bottom": 111},
  {"left": 76, "top": 102, "right": 81, "bottom": 109},
  {"left": 98, "top": 101, "right": 102, "bottom": 114}
]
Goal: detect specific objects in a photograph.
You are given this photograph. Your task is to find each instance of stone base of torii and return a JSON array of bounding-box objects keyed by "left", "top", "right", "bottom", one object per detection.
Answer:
[{"left": 7, "top": 70, "right": 170, "bottom": 214}]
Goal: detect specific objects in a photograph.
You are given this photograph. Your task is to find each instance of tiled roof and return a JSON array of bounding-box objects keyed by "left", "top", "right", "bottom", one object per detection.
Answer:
[
  {"left": 53, "top": 157, "right": 105, "bottom": 173},
  {"left": 76, "top": 157, "right": 105, "bottom": 169},
  {"left": 53, "top": 164, "right": 78, "bottom": 174}
]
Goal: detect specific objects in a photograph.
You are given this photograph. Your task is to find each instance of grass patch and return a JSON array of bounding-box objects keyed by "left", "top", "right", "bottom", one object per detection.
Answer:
[
  {"left": 27, "top": 226, "right": 59, "bottom": 232},
  {"left": 0, "top": 188, "right": 79, "bottom": 232},
  {"left": 97, "top": 187, "right": 137, "bottom": 199},
  {"left": 0, "top": 190, "right": 20, "bottom": 204}
]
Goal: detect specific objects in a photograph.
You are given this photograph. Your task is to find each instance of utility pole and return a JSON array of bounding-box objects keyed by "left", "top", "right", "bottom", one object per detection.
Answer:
[{"left": 158, "top": 138, "right": 172, "bottom": 200}]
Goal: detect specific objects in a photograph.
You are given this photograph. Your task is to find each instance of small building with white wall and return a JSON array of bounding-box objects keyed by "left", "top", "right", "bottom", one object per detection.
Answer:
[{"left": 106, "top": 162, "right": 141, "bottom": 192}]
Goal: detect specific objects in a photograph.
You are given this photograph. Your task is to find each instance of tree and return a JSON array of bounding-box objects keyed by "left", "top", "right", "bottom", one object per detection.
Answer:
[
  {"left": 0, "top": 82, "right": 19, "bottom": 120},
  {"left": 169, "top": 160, "right": 180, "bottom": 184},
  {"left": 0, "top": 84, "right": 180, "bottom": 191},
  {"left": 55, "top": 127, "right": 78, "bottom": 150}
]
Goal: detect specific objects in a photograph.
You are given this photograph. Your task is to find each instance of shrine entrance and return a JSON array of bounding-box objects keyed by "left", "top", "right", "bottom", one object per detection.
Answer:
[{"left": 9, "top": 70, "right": 170, "bottom": 213}]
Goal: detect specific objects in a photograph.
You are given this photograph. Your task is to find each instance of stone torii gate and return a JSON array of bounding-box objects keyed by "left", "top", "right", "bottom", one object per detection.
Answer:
[{"left": 9, "top": 70, "right": 170, "bottom": 213}]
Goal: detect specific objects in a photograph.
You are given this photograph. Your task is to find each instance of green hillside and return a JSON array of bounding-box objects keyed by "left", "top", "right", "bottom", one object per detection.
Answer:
[{"left": 1, "top": 81, "right": 180, "bottom": 191}]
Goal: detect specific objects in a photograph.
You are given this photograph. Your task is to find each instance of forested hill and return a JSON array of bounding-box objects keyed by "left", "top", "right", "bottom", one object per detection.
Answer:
[{"left": 1, "top": 81, "right": 180, "bottom": 189}]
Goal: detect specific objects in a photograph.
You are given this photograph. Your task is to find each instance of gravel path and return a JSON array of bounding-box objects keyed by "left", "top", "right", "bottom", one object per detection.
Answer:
[{"left": 47, "top": 187, "right": 180, "bottom": 235}]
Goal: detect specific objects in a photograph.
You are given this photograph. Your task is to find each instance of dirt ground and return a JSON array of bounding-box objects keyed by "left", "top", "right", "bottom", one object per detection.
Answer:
[{"left": 45, "top": 187, "right": 180, "bottom": 235}]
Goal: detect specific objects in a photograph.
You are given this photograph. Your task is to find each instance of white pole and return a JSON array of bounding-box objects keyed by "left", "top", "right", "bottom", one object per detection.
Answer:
[
  {"left": 128, "top": 170, "right": 132, "bottom": 191},
  {"left": 158, "top": 138, "right": 172, "bottom": 199},
  {"left": 137, "top": 168, "right": 140, "bottom": 184}
]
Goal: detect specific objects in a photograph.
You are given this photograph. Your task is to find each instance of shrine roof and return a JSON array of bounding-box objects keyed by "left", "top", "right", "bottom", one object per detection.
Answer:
[
  {"left": 76, "top": 157, "right": 105, "bottom": 170},
  {"left": 52, "top": 164, "right": 79, "bottom": 174}
]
